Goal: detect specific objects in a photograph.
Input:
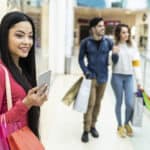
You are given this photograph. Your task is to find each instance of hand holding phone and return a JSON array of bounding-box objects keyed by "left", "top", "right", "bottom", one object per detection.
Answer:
[
  {"left": 37, "top": 70, "right": 51, "bottom": 94},
  {"left": 37, "top": 84, "right": 48, "bottom": 96}
]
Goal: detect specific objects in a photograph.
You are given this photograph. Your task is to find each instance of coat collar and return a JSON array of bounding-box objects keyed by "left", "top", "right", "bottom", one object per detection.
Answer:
[{"left": 88, "top": 35, "right": 106, "bottom": 41}]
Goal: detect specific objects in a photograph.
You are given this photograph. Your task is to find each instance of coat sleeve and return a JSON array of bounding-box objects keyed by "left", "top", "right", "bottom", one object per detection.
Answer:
[
  {"left": 108, "top": 51, "right": 119, "bottom": 65},
  {"left": 5, "top": 101, "right": 28, "bottom": 123},
  {"left": 107, "top": 38, "right": 119, "bottom": 65},
  {"left": 132, "top": 45, "right": 143, "bottom": 86},
  {"left": 78, "top": 39, "right": 90, "bottom": 76},
  {"left": 109, "top": 38, "right": 114, "bottom": 51}
]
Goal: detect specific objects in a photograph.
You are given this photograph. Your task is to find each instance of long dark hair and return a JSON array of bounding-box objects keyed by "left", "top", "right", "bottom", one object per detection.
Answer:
[
  {"left": 114, "top": 23, "right": 132, "bottom": 46},
  {"left": 0, "top": 11, "right": 40, "bottom": 138}
]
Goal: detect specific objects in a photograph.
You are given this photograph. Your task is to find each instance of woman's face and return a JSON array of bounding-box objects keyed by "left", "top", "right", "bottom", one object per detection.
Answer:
[
  {"left": 8, "top": 21, "right": 33, "bottom": 59},
  {"left": 120, "top": 26, "right": 129, "bottom": 42}
]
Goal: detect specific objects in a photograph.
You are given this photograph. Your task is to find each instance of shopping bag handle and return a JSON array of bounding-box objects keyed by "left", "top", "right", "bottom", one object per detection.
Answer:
[{"left": 0, "top": 64, "right": 12, "bottom": 110}]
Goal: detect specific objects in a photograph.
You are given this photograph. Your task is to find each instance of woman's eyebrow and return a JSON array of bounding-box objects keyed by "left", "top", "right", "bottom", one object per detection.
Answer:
[{"left": 16, "top": 30, "right": 33, "bottom": 34}]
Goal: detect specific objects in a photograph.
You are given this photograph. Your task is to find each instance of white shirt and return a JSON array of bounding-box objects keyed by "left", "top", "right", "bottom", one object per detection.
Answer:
[{"left": 112, "top": 42, "right": 142, "bottom": 85}]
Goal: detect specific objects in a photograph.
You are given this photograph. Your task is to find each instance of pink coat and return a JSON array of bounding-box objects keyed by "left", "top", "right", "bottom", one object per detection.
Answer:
[{"left": 0, "top": 60, "right": 28, "bottom": 127}]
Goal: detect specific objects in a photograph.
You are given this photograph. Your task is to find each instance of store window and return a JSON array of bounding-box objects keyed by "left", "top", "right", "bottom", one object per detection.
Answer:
[
  {"left": 26, "top": 0, "right": 41, "bottom": 7},
  {"left": 7, "top": 0, "right": 22, "bottom": 10},
  {"left": 105, "top": 20, "right": 120, "bottom": 41},
  {"left": 26, "top": 12, "right": 41, "bottom": 48}
]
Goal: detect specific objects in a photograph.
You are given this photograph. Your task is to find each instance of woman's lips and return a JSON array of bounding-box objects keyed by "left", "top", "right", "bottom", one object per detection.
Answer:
[{"left": 20, "top": 47, "right": 29, "bottom": 53}]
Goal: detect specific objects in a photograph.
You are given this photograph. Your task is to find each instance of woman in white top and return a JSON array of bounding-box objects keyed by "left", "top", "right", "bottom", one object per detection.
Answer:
[{"left": 111, "top": 24, "right": 142, "bottom": 138}]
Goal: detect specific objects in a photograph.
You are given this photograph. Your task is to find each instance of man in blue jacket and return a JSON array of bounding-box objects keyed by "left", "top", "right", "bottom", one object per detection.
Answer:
[{"left": 79, "top": 17, "right": 113, "bottom": 143}]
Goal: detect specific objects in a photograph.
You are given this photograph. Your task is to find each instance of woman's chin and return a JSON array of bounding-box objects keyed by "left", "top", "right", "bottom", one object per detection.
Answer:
[{"left": 20, "top": 53, "right": 29, "bottom": 58}]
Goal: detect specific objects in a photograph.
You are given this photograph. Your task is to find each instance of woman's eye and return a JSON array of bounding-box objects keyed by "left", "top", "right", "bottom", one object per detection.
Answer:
[
  {"left": 15, "top": 34, "right": 23, "bottom": 38},
  {"left": 29, "top": 35, "right": 33, "bottom": 39}
]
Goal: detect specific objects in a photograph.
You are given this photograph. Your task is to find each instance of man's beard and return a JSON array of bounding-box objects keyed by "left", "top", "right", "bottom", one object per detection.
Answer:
[{"left": 96, "top": 31, "right": 104, "bottom": 37}]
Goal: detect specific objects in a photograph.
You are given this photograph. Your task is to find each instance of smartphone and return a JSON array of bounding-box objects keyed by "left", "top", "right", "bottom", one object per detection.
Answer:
[{"left": 37, "top": 70, "right": 51, "bottom": 89}]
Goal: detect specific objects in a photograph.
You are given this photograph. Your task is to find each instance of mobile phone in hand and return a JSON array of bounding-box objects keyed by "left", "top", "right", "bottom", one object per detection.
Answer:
[
  {"left": 37, "top": 70, "right": 51, "bottom": 93},
  {"left": 37, "top": 84, "right": 48, "bottom": 96}
]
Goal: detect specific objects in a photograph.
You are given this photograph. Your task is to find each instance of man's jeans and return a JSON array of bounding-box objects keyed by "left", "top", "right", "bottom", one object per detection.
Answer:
[
  {"left": 84, "top": 79, "right": 107, "bottom": 131},
  {"left": 111, "top": 74, "right": 134, "bottom": 126}
]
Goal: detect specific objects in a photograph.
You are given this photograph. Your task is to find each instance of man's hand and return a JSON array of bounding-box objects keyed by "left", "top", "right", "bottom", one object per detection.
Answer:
[
  {"left": 85, "top": 71, "right": 93, "bottom": 79},
  {"left": 23, "top": 84, "right": 48, "bottom": 108}
]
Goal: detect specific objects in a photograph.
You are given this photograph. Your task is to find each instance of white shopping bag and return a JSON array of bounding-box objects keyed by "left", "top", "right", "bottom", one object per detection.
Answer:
[
  {"left": 131, "top": 94, "right": 144, "bottom": 127},
  {"left": 73, "top": 78, "right": 91, "bottom": 113}
]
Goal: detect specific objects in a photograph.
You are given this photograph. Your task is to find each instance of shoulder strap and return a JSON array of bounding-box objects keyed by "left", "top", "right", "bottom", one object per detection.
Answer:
[{"left": 0, "top": 64, "right": 12, "bottom": 110}]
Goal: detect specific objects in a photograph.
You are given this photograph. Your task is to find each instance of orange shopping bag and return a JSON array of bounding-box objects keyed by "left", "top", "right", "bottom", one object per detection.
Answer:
[{"left": 8, "top": 126, "right": 45, "bottom": 150}]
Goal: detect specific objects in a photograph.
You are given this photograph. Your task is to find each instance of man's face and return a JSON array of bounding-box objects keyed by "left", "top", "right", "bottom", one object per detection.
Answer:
[{"left": 92, "top": 21, "right": 105, "bottom": 37}]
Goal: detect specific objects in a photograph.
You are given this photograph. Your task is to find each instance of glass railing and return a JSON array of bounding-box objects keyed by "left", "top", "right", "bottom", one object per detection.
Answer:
[{"left": 141, "top": 53, "right": 150, "bottom": 94}]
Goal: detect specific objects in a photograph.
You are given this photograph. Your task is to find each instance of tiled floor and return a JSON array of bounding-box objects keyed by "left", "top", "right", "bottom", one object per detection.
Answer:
[
  {"left": 39, "top": 56, "right": 150, "bottom": 150},
  {"left": 40, "top": 75, "right": 150, "bottom": 150}
]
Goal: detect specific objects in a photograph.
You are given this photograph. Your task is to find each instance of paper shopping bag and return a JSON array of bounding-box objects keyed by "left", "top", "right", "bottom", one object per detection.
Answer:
[
  {"left": 73, "top": 78, "right": 91, "bottom": 113},
  {"left": 131, "top": 95, "right": 144, "bottom": 127},
  {"left": 62, "top": 77, "right": 83, "bottom": 105}
]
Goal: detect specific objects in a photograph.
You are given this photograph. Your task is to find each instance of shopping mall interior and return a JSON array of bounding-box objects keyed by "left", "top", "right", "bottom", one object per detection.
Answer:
[{"left": 0, "top": 0, "right": 150, "bottom": 150}]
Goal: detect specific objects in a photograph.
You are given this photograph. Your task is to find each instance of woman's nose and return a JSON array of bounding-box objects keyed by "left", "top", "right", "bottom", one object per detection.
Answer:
[{"left": 23, "top": 37, "right": 32, "bottom": 44}]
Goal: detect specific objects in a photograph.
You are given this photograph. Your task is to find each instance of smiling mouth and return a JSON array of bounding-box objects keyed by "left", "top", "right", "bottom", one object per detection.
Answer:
[
  {"left": 20, "top": 48, "right": 29, "bottom": 53},
  {"left": 101, "top": 30, "right": 105, "bottom": 33}
]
